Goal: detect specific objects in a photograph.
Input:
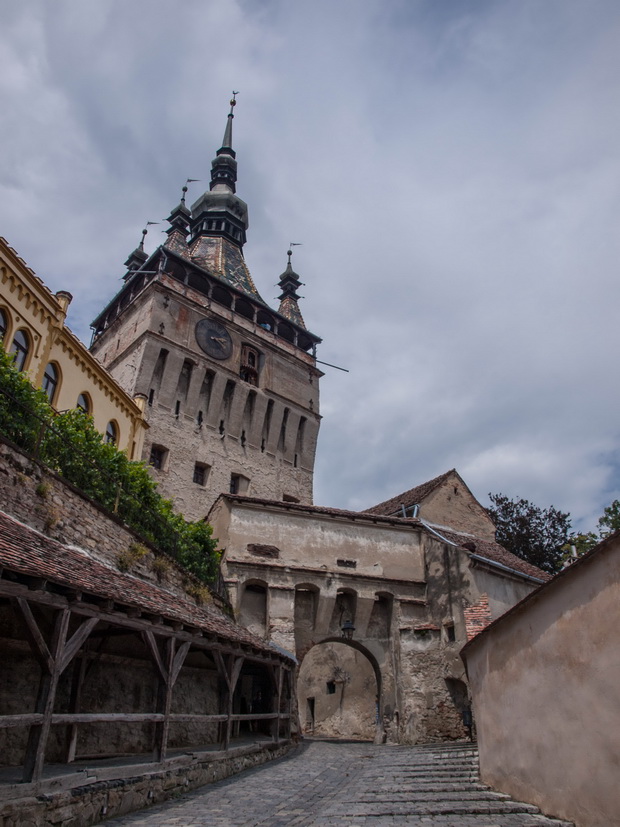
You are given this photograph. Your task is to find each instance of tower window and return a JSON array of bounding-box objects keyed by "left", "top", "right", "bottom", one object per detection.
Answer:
[
  {"left": 0, "top": 308, "right": 7, "bottom": 340},
  {"left": 193, "top": 463, "right": 210, "bottom": 486},
  {"left": 149, "top": 444, "right": 168, "bottom": 470},
  {"left": 240, "top": 344, "right": 260, "bottom": 386},
  {"left": 197, "top": 410, "right": 204, "bottom": 427},
  {"left": 230, "top": 474, "right": 250, "bottom": 495},
  {"left": 148, "top": 388, "right": 155, "bottom": 406},
  {"left": 175, "top": 400, "right": 181, "bottom": 418}
]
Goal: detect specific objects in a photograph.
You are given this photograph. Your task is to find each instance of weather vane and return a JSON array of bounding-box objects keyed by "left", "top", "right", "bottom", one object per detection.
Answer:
[{"left": 181, "top": 178, "right": 200, "bottom": 204}]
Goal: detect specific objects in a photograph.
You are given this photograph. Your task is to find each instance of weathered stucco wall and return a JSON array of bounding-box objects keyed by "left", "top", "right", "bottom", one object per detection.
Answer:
[
  {"left": 420, "top": 474, "right": 496, "bottom": 541},
  {"left": 214, "top": 497, "right": 540, "bottom": 744},
  {"left": 463, "top": 535, "right": 620, "bottom": 827}
]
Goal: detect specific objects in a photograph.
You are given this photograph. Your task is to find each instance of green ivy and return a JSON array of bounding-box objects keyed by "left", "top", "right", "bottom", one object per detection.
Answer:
[{"left": 0, "top": 348, "right": 220, "bottom": 583}]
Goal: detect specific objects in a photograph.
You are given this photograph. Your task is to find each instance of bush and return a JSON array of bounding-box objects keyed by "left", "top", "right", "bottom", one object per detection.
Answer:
[{"left": 0, "top": 350, "right": 220, "bottom": 583}]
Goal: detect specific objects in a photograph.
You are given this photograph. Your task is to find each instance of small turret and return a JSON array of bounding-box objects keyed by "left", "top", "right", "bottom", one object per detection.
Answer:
[
  {"left": 277, "top": 249, "right": 307, "bottom": 329},
  {"left": 123, "top": 228, "right": 149, "bottom": 280}
]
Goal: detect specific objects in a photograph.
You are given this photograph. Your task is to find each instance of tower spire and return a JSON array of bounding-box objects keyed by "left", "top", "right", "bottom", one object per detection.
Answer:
[{"left": 210, "top": 92, "right": 239, "bottom": 193}]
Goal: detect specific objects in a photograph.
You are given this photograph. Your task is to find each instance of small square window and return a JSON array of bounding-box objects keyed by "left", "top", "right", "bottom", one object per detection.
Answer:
[
  {"left": 149, "top": 445, "right": 168, "bottom": 470},
  {"left": 193, "top": 463, "right": 209, "bottom": 486},
  {"left": 445, "top": 623, "right": 456, "bottom": 643},
  {"left": 326, "top": 681, "right": 336, "bottom": 695}
]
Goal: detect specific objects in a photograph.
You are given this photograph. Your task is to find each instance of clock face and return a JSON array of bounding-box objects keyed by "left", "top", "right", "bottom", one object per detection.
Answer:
[{"left": 195, "top": 318, "right": 233, "bottom": 360}]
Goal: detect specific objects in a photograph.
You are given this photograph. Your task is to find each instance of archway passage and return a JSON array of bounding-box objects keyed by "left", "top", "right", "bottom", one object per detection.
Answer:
[{"left": 297, "top": 641, "right": 378, "bottom": 741}]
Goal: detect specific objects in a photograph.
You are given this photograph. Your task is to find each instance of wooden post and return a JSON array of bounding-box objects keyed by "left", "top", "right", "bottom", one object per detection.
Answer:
[
  {"left": 22, "top": 608, "right": 70, "bottom": 783},
  {"left": 65, "top": 655, "right": 87, "bottom": 763},
  {"left": 214, "top": 651, "right": 243, "bottom": 750},
  {"left": 142, "top": 631, "right": 190, "bottom": 762}
]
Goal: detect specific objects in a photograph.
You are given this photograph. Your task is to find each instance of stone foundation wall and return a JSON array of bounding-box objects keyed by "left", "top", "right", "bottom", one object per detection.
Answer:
[
  {"left": 0, "top": 742, "right": 294, "bottom": 827},
  {"left": 0, "top": 437, "right": 227, "bottom": 610}
]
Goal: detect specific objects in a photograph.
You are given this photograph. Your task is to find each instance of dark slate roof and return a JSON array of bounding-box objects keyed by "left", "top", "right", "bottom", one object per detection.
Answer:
[
  {"left": 365, "top": 470, "right": 457, "bottom": 516},
  {"left": 0, "top": 510, "right": 288, "bottom": 659}
]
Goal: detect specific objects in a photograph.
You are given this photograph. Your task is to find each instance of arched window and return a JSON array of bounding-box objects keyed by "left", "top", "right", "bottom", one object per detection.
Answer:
[
  {"left": 0, "top": 309, "right": 7, "bottom": 341},
  {"left": 105, "top": 421, "right": 118, "bottom": 445},
  {"left": 76, "top": 393, "right": 91, "bottom": 414},
  {"left": 9, "top": 329, "right": 30, "bottom": 372},
  {"left": 42, "top": 363, "right": 59, "bottom": 404}
]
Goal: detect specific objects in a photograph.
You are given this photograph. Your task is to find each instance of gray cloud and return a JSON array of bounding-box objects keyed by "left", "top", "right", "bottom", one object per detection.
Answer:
[{"left": 1, "top": 0, "right": 619, "bottom": 531}]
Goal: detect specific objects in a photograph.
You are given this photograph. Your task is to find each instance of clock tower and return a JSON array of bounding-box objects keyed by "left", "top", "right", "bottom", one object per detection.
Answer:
[{"left": 90, "top": 98, "right": 322, "bottom": 520}]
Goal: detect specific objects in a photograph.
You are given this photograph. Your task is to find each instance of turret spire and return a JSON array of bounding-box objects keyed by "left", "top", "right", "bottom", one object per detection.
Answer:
[{"left": 277, "top": 248, "right": 307, "bottom": 329}]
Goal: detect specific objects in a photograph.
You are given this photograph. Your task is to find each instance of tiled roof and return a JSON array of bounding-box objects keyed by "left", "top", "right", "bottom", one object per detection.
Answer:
[
  {"left": 278, "top": 296, "right": 306, "bottom": 329},
  {"left": 187, "top": 236, "right": 266, "bottom": 302},
  {"left": 434, "top": 525, "right": 550, "bottom": 581},
  {"left": 365, "top": 470, "right": 457, "bottom": 516},
  {"left": 0, "top": 510, "right": 288, "bottom": 659}
]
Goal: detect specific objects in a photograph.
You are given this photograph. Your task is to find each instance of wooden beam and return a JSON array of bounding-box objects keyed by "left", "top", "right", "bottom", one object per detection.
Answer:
[
  {"left": 170, "top": 641, "right": 191, "bottom": 687},
  {"left": 65, "top": 656, "right": 87, "bottom": 764},
  {"left": 141, "top": 630, "right": 166, "bottom": 682},
  {"left": 59, "top": 617, "right": 99, "bottom": 674},
  {"left": 22, "top": 608, "right": 70, "bottom": 783},
  {"left": 13, "top": 598, "right": 53, "bottom": 673}
]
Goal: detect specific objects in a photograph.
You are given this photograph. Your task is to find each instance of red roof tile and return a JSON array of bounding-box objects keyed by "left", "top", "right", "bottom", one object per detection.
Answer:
[
  {"left": 365, "top": 470, "right": 457, "bottom": 516},
  {"left": 0, "top": 510, "right": 289, "bottom": 659}
]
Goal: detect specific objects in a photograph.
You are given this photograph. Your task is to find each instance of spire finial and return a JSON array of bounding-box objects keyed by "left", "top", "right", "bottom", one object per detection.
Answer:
[{"left": 221, "top": 90, "right": 239, "bottom": 150}]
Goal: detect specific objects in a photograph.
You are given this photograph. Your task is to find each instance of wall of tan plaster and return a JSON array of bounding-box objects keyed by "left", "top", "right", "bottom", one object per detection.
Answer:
[
  {"left": 0, "top": 238, "right": 147, "bottom": 456},
  {"left": 463, "top": 536, "right": 620, "bottom": 827},
  {"left": 420, "top": 474, "right": 496, "bottom": 541}
]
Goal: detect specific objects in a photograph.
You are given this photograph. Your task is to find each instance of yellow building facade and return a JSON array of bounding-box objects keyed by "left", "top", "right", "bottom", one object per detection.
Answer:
[{"left": 0, "top": 237, "right": 147, "bottom": 457}]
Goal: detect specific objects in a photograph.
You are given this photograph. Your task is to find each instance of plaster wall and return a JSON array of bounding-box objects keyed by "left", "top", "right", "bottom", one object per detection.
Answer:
[
  {"left": 216, "top": 504, "right": 425, "bottom": 582},
  {"left": 215, "top": 499, "right": 518, "bottom": 744},
  {"left": 421, "top": 474, "right": 496, "bottom": 541},
  {"left": 463, "top": 536, "right": 620, "bottom": 827},
  {"left": 0, "top": 239, "right": 147, "bottom": 456}
]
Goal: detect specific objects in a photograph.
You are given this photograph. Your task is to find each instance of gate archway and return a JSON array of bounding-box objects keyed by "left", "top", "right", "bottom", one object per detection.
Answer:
[{"left": 297, "top": 638, "right": 381, "bottom": 741}]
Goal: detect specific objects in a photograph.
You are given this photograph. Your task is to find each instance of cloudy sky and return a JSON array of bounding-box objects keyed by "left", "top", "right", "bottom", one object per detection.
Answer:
[{"left": 1, "top": 0, "right": 619, "bottom": 530}]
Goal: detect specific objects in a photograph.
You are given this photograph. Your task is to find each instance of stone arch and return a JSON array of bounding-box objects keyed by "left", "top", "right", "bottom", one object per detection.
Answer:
[
  {"left": 297, "top": 637, "right": 381, "bottom": 742},
  {"left": 238, "top": 579, "right": 268, "bottom": 638}
]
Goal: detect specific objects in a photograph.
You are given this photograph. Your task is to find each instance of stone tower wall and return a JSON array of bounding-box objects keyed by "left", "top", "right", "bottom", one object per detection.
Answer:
[{"left": 91, "top": 276, "right": 320, "bottom": 520}]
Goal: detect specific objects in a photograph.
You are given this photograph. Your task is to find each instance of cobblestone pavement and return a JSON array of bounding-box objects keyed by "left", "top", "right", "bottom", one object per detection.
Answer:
[{"left": 104, "top": 740, "right": 574, "bottom": 827}]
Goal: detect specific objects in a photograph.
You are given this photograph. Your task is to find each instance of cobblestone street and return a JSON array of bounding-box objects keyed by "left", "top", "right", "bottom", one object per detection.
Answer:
[{"left": 104, "top": 740, "right": 573, "bottom": 827}]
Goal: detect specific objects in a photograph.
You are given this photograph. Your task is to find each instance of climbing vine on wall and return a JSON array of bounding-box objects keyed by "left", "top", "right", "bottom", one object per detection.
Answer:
[{"left": 0, "top": 348, "right": 220, "bottom": 583}]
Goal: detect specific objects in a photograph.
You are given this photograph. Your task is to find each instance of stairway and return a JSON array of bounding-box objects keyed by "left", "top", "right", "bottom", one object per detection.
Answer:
[{"left": 339, "top": 741, "right": 576, "bottom": 825}]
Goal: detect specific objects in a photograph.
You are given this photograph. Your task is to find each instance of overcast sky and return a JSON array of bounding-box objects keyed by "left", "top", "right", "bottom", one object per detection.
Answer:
[{"left": 1, "top": 0, "right": 619, "bottom": 531}]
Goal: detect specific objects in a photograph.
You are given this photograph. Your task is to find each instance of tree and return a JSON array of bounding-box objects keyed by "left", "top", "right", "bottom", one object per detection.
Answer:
[
  {"left": 487, "top": 493, "right": 572, "bottom": 574},
  {"left": 597, "top": 499, "right": 620, "bottom": 538}
]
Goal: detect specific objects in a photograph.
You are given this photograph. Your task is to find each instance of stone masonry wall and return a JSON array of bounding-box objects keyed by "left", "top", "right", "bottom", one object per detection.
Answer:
[
  {"left": 0, "top": 437, "right": 222, "bottom": 605},
  {"left": 0, "top": 742, "right": 293, "bottom": 827}
]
